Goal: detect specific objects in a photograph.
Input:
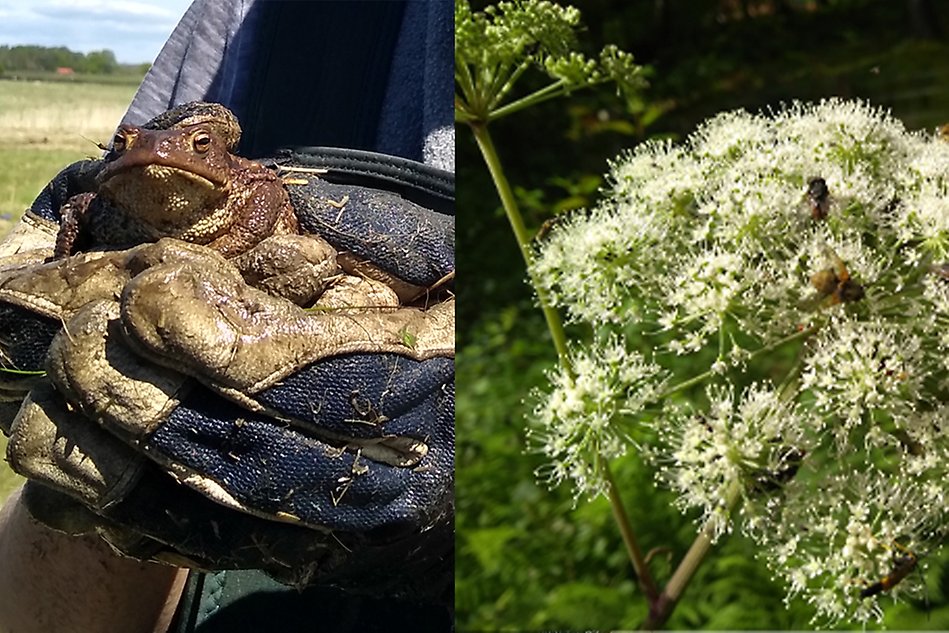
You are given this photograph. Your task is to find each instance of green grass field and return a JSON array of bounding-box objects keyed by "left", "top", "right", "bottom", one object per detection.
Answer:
[
  {"left": 0, "top": 79, "right": 138, "bottom": 504},
  {"left": 0, "top": 78, "right": 137, "bottom": 232}
]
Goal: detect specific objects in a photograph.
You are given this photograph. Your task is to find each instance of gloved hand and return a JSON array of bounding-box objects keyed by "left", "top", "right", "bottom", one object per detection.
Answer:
[{"left": 0, "top": 137, "right": 454, "bottom": 596}]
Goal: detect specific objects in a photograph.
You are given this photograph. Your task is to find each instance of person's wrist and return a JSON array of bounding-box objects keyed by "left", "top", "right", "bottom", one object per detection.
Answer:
[{"left": 0, "top": 484, "right": 187, "bottom": 633}]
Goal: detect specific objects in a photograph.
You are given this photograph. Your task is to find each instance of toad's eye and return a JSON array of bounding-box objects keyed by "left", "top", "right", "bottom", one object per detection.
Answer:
[{"left": 193, "top": 132, "right": 212, "bottom": 153}]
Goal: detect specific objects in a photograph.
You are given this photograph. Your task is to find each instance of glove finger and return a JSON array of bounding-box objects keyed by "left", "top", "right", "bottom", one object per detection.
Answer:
[
  {"left": 47, "top": 297, "right": 453, "bottom": 533},
  {"left": 0, "top": 239, "right": 234, "bottom": 410},
  {"left": 0, "top": 239, "right": 235, "bottom": 327},
  {"left": 6, "top": 381, "right": 145, "bottom": 507},
  {"left": 118, "top": 259, "right": 454, "bottom": 395}
]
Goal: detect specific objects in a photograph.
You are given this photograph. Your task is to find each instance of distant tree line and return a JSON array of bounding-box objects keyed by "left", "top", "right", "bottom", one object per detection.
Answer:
[{"left": 0, "top": 45, "right": 149, "bottom": 76}]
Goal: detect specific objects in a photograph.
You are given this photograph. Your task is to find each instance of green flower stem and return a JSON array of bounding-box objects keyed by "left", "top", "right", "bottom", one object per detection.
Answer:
[
  {"left": 487, "top": 60, "right": 532, "bottom": 111},
  {"left": 658, "top": 321, "right": 824, "bottom": 400},
  {"left": 469, "top": 121, "right": 573, "bottom": 376},
  {"left": 470, "top": 118, "right": 652, "bottom": 599},
  {"left": 455, "top": 57, "right": 477, "bottom": 108},
  {"left": 603, "top": 461, "right": 659, "bottom": 603},
  {"left": 488, "top": 79, "right": 568, "bottom": 121},
  {"left": 641, "top": 480, "right": 743, "bottom": 630}
]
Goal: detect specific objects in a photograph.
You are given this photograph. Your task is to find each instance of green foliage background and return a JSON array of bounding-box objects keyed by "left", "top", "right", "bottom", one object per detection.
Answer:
[{"left": 456, "top": 1, "right": 949, "bottom": 629}]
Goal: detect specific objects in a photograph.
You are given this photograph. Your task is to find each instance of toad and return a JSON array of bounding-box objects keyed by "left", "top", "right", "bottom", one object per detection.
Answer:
[{"left": 53, "top": 104, "right": 298, "bottom": 259}]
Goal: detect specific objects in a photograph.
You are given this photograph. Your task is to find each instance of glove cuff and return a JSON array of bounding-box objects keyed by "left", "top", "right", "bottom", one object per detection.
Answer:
[{"left": 270, "top": 146, "right": 454, "bottom": 215}]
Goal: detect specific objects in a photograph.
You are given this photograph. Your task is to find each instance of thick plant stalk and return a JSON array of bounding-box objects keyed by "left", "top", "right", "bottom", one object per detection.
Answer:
[
  {"left": 603, "top": 462, "right": 659, "bottom": 604},
  {"left": 469, "top": 122, "right": 573, "bottom": 377},
  {"left": 641, "top": 480, "right": 742, "bottom": 630}
]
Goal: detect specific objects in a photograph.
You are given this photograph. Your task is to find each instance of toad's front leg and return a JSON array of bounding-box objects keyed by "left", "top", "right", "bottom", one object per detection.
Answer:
[
  {"left": 204, "top": 166, "right": 299, "bottom": 258},
  {"left": 53, "top": 192, "right": 98, "bottom": 258}
]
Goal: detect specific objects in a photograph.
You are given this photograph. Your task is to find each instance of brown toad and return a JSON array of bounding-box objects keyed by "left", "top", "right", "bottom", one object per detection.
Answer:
[{"left": 54, "top": 104, "right": 298, "bottom": 259}]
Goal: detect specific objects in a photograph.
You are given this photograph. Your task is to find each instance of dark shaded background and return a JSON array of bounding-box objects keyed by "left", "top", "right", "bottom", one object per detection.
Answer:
[{"left": 456, "top": 1, "right": 949, "bottom": 629}]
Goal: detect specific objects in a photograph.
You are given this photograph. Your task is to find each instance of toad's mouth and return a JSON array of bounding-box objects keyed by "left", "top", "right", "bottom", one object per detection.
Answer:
[
  {"left": 98, "top": 166, "right": 233, "bottom": 240},
  {"left": 100, "top": 164, "right": 228, "bottom": 193}
]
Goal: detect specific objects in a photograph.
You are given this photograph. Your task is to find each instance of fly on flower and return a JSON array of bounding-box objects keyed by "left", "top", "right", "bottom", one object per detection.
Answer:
[
  {"left": 748, "top": 445, "right": 806, "bottom": 495},
  {"left": 808, "top": 246, "right": 864, "bottom": 306},
  {"left": 534, "top": 211, "right": 581, "bottom": 243},
  {"left": 806, "top": 177, "right": 830, "bottom": 221}
]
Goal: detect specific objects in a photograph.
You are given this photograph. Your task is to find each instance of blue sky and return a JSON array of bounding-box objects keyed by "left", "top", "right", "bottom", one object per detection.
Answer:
[{"left": 0, "top": 0, "right": 195, "bottom": 64}]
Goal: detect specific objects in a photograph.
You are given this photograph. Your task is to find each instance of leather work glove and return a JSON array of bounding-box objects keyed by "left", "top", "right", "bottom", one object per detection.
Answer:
[{"left": 0, "top": 142, "right": 454, "bottom": 597}]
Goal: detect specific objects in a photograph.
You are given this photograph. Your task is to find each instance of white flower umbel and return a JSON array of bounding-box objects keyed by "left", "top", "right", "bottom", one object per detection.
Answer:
[
  {"left": 801, "top": 316, "right": 927, "bottom": 432},
  {"left": 655, "top": 382, "right": 811, "bottom": 541},
  {"left": 531, "top": 99, "right": 949, "bottom": 624},
  {"left": 528, "top": 336, "right": 666, "bottom": 498}
]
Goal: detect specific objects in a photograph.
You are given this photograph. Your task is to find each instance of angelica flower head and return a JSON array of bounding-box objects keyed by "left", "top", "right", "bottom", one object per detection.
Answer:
[
  {"left": 654, "top": 382, "right": 812, "bottom": 542},
  {"left": 530, "top": 99, "right": 949, "bottom": 624},
  {"left": 528, "top": 336, "right": 666, "bottom": 499}
]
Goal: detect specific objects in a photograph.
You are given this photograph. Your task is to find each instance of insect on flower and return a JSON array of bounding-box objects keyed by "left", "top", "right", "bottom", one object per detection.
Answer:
[
  {"left": 806, "top": 177, "right": 830, "bottom": 221},
  {"left": 748, "top": 445, "right": 806, "bottom": 494},
  {"left": 859, "top": 542, "right": 918, "bottom": 598},
  {"left": 809, "top": 246, "right": 864, "bottom": 305}
]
